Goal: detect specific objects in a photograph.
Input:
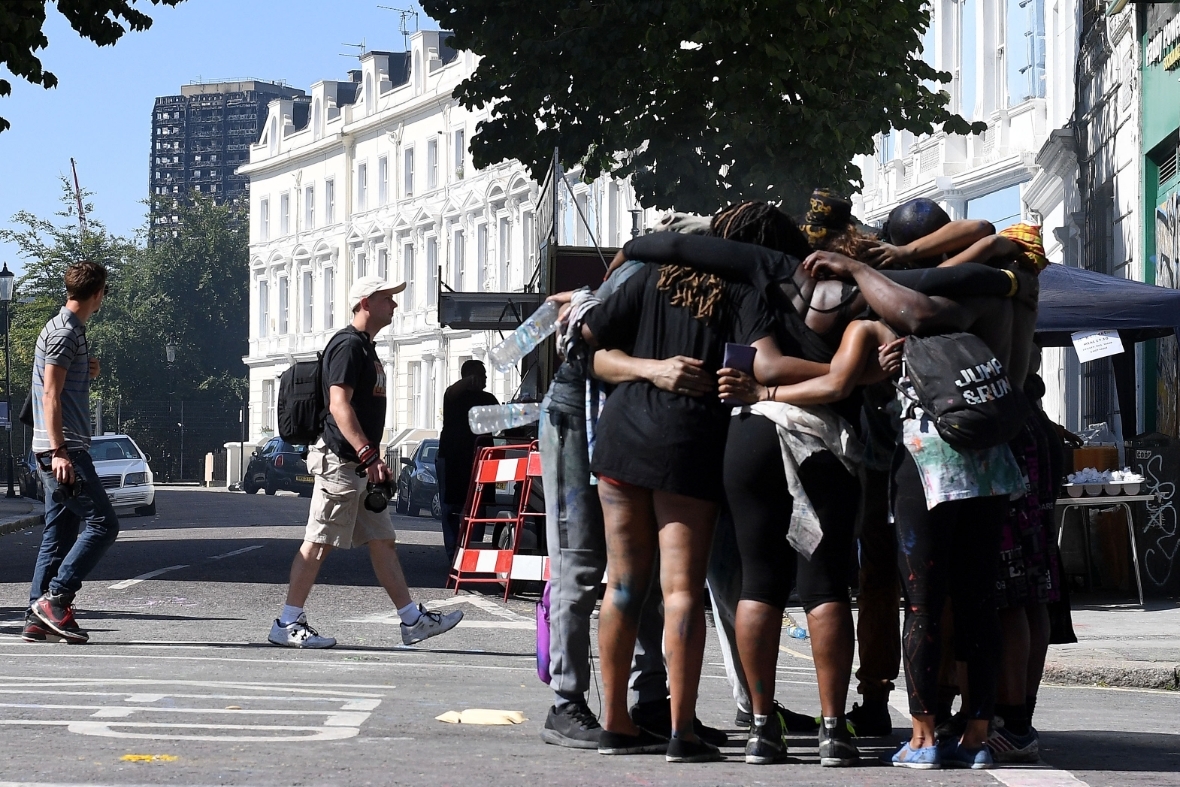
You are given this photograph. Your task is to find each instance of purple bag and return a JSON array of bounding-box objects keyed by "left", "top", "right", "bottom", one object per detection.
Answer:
[{"left": 536, "top": 580, "right": 552, "bottom": 684}]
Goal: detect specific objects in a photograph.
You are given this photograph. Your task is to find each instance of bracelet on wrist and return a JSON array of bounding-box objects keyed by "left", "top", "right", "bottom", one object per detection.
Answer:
[{"left": 356, "top": 443, "right": 379, "bottom": 470}]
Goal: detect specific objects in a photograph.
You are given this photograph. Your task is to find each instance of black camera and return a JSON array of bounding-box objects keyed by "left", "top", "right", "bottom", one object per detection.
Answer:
[
  {"left": 52, "top": 481, "right": 82, "bottom": 505},
  {"left": 363, "top": 481, "right": 397, "bottom": 513}
]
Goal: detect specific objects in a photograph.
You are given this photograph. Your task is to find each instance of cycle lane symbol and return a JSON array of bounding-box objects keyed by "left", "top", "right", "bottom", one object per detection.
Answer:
[{"left": 0, "top": 677, "right": 387, "bottom": 742}]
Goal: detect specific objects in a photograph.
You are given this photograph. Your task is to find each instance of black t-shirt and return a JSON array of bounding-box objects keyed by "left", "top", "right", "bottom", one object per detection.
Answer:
[
  {"left": 584, "top": 262, "right": 773, "bottom": 501},
  {"left": 321, "top": 326, "right": 386, "bottom": 462},
  {"left": 437, "top": 384, "right": 499, "bottom": 504}
]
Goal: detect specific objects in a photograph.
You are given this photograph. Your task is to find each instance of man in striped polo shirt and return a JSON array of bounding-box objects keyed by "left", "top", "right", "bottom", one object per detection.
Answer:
[{"left": 23, "top": 261, "right": 118, "bottom": 645}]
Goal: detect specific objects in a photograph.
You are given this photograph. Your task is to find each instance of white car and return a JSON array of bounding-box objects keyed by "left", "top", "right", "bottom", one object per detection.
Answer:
[{"left": 88, "top": 434, "right": 157, "bottom": 517}]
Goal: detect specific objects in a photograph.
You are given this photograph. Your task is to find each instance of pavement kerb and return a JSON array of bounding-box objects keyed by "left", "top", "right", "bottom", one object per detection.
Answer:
[
  {"left": 1043, "top": 659, "right": 1180, "bottom": 690},
  {"left": 0, "top": 513, "right": 43, "bottom": 538}
]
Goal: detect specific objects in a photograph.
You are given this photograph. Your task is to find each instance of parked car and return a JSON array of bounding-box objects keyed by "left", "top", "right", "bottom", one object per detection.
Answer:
[
  {"left": 395, "top": 438, "right": 440, "bottom": 518},
  {"left": 87, "top": 434, "right": 156, "bottom": 516},
  {"left": 242, "top": 437, "right": 312, "bottom": 496},
  {"left": 17, "top": 450, "right": 44, "bottom": 502}
]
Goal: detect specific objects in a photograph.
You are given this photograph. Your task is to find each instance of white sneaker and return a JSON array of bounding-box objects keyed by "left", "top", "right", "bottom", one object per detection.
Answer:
[
  {"left": 401, "top": 604, "right": 463, "bottom": 645},
  {"left": 268, "top": 614, "right": 337, "bottom": 649}
]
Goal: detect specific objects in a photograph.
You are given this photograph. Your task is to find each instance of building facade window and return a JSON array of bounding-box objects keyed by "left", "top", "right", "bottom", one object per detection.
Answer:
[
  {"left": 278, "top": 276, "right": 289, "bottom": 334},
  {"left": 258, "top": 279, "right": 269, "bottom": 337},
  {"left": 325, "top": 179, "right": 335, "bottom": 224},
  {"left": 378, "top": 247, "right": 388, "bottom": 280},
  {"left": 403, "top": 242, "right": 415, "bottom": 308},
  {"left": 354, "top": 249, "right": 367, "bottom": 279},
  {"left": 305, "top": 185, "right": 315, "bottom": 230},
  {"left": 262, "top": 379, "right": 275, "bottom": 432},
  {"left": 426, "top": 237, "right": 438, "bottom": 307},
  {"left": 498, "top": 216, "right": 510, "bottom": 289},
  {"left": 259, "top": 198, "right": 270, "bottom": 241},
  {"left": 323, "top": 267, "right": 335, "bottom": 329},
  {"left": 378, "top": 156, "right": 389, "bottom": 205},
  {"left": 522, "top": 212, "right": 535, "bottom": 282},
  {"left": 454, "top": 129, "right": 465, "bottom": 178},
  {"left": 280, "top": 192, "right": 290, "bottom": 236},
  {"left": 1007, "top": 0, "right": 1047, "bottom": 105},
  {"left": 357, "top": 162, "right": 368, "bottom": 211},
  {"left": 476, "top": 223, "right": 488, "bottom": 291},
  {"left": 410, "top": 362, "right": 423, "bottom": 426},
  {"left": 404, "top": 148, "right": 415, "bottom": 197},
  {"left": 453, "top": 228, "right": 465, "bottom": 289},
  {"left": 301, "top": 270, "right": 313, "bottom": 332},
  {"left": 427, "top": 139, "right": 439, "bottom": 190}
]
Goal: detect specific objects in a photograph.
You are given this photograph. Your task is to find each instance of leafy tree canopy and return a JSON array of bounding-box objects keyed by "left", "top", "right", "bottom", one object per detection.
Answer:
[
  {"left": 421, "top": 0, "right": 984, "bottom": 213},
  {"left": 0, "top": 0, "right": 185, "bottom": 134},
  {"left": 0, "top": 182, "right": 248, "bottom": 406}
]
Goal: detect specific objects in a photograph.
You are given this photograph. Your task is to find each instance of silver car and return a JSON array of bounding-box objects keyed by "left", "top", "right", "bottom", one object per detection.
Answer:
[{"left": 88, "top": 434, "right": 157, "bottom": 517}]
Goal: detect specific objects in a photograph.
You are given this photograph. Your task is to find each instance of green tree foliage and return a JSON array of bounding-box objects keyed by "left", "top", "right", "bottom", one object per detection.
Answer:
[
  {"left": 0, "top": 183, "right": 248, "bottom": 407},
  {"left": 421, "top": 0, "right": 985, "bottom": 212},
  {"left": 0, "top": 0, "right": 185, "bottom": 134}
]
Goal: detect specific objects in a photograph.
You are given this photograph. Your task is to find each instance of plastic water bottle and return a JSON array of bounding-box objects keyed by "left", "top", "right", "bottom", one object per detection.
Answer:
[
  {"left": 488, "top": 301, "right": 560, "bottom": 371},
  {"left": 468, "top": 403, "right": 542, "bottom": 435},
  {"left": 784, "top": 612, "right": 809, "bottom": 640}
]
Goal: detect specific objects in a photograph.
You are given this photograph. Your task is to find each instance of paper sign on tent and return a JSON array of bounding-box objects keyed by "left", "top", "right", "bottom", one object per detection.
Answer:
[{"left": 1071, "top": 329, "right": 1125, "bottom": 363}]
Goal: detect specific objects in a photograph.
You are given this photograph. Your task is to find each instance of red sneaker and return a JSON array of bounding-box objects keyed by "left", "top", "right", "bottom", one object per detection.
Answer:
[{"left": 31, "top": 594, "right": 89, "bottom": 644}]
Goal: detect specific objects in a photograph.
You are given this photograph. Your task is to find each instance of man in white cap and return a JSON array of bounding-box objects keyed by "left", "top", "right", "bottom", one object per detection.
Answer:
[{"left": 269, "top": 276, "right": 463, "bottom": 648}]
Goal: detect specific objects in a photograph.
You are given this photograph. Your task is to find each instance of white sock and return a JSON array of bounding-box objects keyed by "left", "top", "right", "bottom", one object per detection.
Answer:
[
  {"left": 398, "top": 602, "right": 422, "bottom": 626},
  {"left": 754, "top": 714, "right": 769, "bottom": 728},
  {"left": 279, "top": 605, "right": 303, "bottom": 626}
]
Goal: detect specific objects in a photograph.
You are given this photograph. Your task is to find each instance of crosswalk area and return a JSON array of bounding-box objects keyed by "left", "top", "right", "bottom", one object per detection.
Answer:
[{"left": 0, "top": 676, "right": 385, "bottom": 742}]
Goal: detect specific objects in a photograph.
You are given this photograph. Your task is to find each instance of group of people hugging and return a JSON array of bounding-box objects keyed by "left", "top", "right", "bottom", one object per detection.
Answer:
[{"left": 538, "top": 189, "right": 1070, "bottom": 770}]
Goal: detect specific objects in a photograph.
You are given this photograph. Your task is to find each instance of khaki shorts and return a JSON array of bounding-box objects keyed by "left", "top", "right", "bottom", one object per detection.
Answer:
[{"left": 304, "top": 441, "right": 398, "bottom": 549}]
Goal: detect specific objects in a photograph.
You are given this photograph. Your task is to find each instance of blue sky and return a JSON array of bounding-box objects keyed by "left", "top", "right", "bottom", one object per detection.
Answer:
[{"left": 0, "top": 0, "right": 429, "bottom": 275}]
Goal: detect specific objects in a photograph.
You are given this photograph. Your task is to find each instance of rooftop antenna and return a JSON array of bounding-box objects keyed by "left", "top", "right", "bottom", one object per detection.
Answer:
[
  {"left": 70, "top": 158, "right": 87, "bottom": 243},
  {"left": 340, "top": 39, "right": 367, "bottom": 59},
  {"left": 378, "top": 6, "right": 419, "bottom": 50}
]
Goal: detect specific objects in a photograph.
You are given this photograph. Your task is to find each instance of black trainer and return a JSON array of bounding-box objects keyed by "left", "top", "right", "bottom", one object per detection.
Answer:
[
  {"left": 745, "top": 709, "right": 789, "bottom": 765},
  {"left": 666, "top": 735, "right": 723, "bottom": 763},
  {"left": 631, "top": 698, "right": 728, "bottom": 747},
  {"left": 818, "top": 717, "right": 860, "bottom": 767},
  {"left": 847, "top": 700, "right": 893, "bottom": 737},
  {"left": 598, "top": 727, "right": 668, "bottom": 755},
  {"left": 736, "top": 700, "right": 819, "bottom": 733},
  {"left": 541, "top": 701, "right": 602, "bottom": 749},
  {"left": 935, "top": 710, "right": 968, "bottom": 743}
]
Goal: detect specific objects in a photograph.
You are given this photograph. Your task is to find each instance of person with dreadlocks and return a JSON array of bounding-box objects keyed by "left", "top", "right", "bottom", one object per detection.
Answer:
[
  {"left": 613, "top": 197, "right": 1029, "bottom": 765},
  {"left": 576, "top": 212, "right": 819, "bottom": 763}
]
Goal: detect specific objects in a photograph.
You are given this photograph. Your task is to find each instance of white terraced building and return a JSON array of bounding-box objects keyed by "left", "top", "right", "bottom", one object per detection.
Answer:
[{"left": 240, "top": 30, "right": 655, "bottom": 451}]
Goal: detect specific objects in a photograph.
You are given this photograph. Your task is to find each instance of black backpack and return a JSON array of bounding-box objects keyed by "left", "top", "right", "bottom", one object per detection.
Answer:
[
  {"left": 900, "top": 332, "right": 1030, "bottom": 450},
  {"left": 277, "top": 332, "right": 351, "bottom": 444}
]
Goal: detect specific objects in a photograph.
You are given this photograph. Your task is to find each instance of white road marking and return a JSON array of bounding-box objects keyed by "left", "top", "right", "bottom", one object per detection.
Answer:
[
  {"left": 989, "top": 768, "right": 1092, "bottom": 787},
  {"left": 108, "top": 565, "right": 189, "bottom": 590},
  {"left": 429, "top": 594, "right": 530, "bottom": 621},
  {"left": 206, "top": 545, "right": 264, "bottom": 560},
  {"left": 0, "top": 648, "right": 536, "bottom": 672},
  {"left": 0, "top": 678, "right": 382, "bottom": 742},
  {"left": 342, "top": 617, "right": 533, "bottom": 630}
]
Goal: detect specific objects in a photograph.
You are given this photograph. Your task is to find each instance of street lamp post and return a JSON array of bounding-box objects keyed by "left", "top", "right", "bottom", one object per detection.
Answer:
[
  {"left": 166, "top": 340, "right": 175, "bottom": 480},
  {"left": 0, "top": 264, "right": 15, "bottom": 499}
]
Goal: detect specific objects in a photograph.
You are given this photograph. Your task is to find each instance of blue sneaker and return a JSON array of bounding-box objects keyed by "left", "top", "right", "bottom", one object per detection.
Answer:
[
  {"left": 939, "top": 739, "right": 994, "bottom": 769},
  {"left": 888, "top": 740, "right": 941, "bottom": 769}
]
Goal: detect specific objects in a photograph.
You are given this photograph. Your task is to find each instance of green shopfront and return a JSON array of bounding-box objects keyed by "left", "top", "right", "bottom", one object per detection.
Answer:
[{"left": 1143, "top": 2, "right": 1180, "bottom": 435}]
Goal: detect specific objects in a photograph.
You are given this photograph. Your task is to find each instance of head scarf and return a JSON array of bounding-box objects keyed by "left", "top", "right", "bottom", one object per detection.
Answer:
[
  {"left": 799, "top": 189, "right": 854, "bottom": 248},
  {"left": 999, "top": 223, "right": 1049, "bottom": 273}
]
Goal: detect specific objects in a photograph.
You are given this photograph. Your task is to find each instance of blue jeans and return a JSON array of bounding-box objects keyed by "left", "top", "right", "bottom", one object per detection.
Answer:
[{"left": 29, "top": 450, "right": 120, "bottom": 605}]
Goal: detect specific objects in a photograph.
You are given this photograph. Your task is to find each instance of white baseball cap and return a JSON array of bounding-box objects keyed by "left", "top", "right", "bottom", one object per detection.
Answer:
[{"left": 348, "top": 275, "right": 407, "bottom": 310}]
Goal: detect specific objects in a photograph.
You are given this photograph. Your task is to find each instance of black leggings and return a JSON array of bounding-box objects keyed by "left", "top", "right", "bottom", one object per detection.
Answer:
[
  {"left": 723, "top": 412, "right": 858, "bottom": 612},
  {"left": 892, "top": 447, "right": 1004, "bottom": 721}
]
